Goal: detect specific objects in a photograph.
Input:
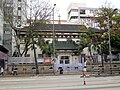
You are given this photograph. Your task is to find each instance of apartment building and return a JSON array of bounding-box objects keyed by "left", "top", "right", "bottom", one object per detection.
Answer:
[
  {"left": 0, "top": 6, "right": 8, "bottom": 67},
  {"left": 67, "top": 3, "right": 99, "bottom": 28},
  {"left": 2, "top": 0, "right": 27, "bottom": 56},
  {"left": 0, "top": 9, "right": 3, "bottom": 45}
]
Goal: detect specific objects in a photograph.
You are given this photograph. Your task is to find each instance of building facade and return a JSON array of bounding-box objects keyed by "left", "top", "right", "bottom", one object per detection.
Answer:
[
  {"left": 2, "top": 0, "right": 27, "bottom": 56},
  {"left": 67, "top": 3, "right": 99, "bottom": 28},
  {"left": 5, "top": 2, "right": 120, "bottom": 73},
  {"left": 0, "top": 9, "right": 3, "bottom": 45},
  {"left": 16, "top": 23, "right": 100, "bottom": 72}
]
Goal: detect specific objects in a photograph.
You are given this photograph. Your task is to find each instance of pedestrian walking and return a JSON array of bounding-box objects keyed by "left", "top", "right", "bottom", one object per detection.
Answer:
[
  {"left": 0, "top": 67, "right": 4, "bottom": 76},
  {"left": 60, "top": 68, "right": 63, "bottom": 74},
  {"left": 11, "top": 66, "right": 14, "bottom": 75},
  {"left": 13, "top": 66, "right": 18, "bottom": 75}
]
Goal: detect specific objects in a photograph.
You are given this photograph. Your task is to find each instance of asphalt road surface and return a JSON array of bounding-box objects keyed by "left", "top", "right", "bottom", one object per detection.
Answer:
[{"left": 0, "top": 75, "right": 120, "bottom": 90}]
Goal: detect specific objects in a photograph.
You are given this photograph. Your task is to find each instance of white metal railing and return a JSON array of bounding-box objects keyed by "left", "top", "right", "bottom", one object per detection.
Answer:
[{"left": 8, "top": 57, "right": 35, "bottom": 64}]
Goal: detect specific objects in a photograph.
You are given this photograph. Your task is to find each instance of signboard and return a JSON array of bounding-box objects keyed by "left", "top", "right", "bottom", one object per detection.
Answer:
[
  {"left": 44, "top": 58, "right": 52, "bottom": 63},
  {"left": 37, "top": 59, "right": 44, "bottom": 63}
]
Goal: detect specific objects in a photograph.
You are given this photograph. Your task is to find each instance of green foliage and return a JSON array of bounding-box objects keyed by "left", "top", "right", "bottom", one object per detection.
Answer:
[
  {"left": 78, "top": 30, "right": 101, "bottom": 53},
  {"left": 96, "top": 6, "right": 120, "bottom": 55},
  {"left": 37, "top": 37, "right": 53, "bottom": 57},
  {"left": 77, "top": 33, "right": 88, "bottom": 53},
  {"left": 111, "top": 31, "right": 120, "bottom": 53}
]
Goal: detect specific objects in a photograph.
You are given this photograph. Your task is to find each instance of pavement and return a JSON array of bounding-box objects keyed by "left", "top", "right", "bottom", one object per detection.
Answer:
[{"left": 0, "top": 74, "right": 120, "bottom": 90}]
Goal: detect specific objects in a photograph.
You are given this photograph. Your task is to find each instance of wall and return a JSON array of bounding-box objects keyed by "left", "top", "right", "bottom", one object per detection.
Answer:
[{"left": 7, "top": 64, "right": 53, "bottom": 74}]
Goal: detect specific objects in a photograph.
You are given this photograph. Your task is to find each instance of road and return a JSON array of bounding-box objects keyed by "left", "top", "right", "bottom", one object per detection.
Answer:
[{"left": 0, "top": 75, "right": 120, "bottom": 90}]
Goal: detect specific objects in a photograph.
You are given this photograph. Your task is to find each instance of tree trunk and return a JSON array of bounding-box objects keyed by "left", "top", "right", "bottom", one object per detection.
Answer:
[
  {"left": 32, "top": 37, "right": 39, "bottom": 75},
  {"left": 88, "top": 46, "right": 95, "bottom": 63}
]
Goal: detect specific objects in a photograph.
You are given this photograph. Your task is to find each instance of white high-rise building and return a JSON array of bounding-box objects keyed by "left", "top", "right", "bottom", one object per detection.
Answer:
[
  {"left": 1, "top": 0, "right": 27, "bottom": 56},
  {"left": 13, "top": 0, "right": 27, "bottom": 27},
  {"left": 67, "top": 3, "right": 99, "bottom": 28},
  {"left": 0, "top": 9, "right": 3, "bottom": 45}
]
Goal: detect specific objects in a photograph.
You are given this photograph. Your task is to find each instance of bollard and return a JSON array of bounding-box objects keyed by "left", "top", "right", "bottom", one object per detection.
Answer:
[
  {"left": 83, "top": 72, "right": 86, "bottom": 85},
  {"left": 83, "top": 67, "right": 87, "bottom": 85}
]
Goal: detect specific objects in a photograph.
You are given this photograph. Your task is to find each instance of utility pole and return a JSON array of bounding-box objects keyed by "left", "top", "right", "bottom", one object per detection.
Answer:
[
  {"left": 106, "top": 8, "right": 118, "bottom": 74},
  {"left": 52, "top": 4, "right": 56, "bottom": 74},
  {"left": 106, "top": 15, "right": 112, "bottom": 74}
]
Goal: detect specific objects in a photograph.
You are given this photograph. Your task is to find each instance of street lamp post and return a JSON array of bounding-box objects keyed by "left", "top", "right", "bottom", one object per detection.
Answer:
[
  {"left": 52, "top": 4, "right": 56, "bottom": 74},
  {"left": 106, "top": 16, "right": 112, "bottom": 74}
]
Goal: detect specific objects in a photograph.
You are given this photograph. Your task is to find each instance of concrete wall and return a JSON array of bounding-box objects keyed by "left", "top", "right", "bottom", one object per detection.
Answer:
[{"left": 7, "top": 64, "right": 53, "bottom": 74}]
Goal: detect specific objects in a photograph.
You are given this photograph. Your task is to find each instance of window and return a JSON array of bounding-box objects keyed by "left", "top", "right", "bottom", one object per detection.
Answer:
[
  {"left": 75, "top": 67, "right": 78, "bottom": 69},
  {"left": 80, "top": 9, "right": 85, "bottom": 14},
  {"left": 18, "top": 7, "right": 21, "bottom": 10},
  {"left": 70, "top": 16, "right": 78, "bottom": 20},
  {"left": 90, "top": 10, "right": 93, "bottom": 13},
  {"left": 60, "top": 60, "right": 63, "bottom": 64},
  {"left": 65, "top": 59, "right": 69, "bottom": 64},
  {"left": 4, "top": 31, "right": 11, "bottom": 34},
  {"left": 18, "top": 16, "right": 21, "bottom": 19},
  {"left": 18, "top": 0, "right": 21, "bottom": 2},
  {"left": 60, "top": 56, "right": 70, "bottom": 64}
]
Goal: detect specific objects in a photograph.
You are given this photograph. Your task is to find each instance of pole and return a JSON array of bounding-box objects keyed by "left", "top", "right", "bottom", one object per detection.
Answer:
[
  {"left": 105, "top": 8, "right": 118, "bottom": 74},
  {"left": 52, "top": 4, "right": 56, "bottom": 74},
  {"left": 83, "top": 61, "right": 87, "bottom": 85},
  {"left": 83, "top": 66, "right": 87, "bottom": 85},
  {"left": 106, "top": 16, "right": 112, "bottom": 74}
]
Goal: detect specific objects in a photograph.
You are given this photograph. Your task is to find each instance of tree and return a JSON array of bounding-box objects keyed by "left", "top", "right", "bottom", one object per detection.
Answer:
[
  {"left": 78, "top": 29, "right": 101, "bottom": 64},
  {"left": 96, "top": 6, "right": 120, "bottom": 63},
  {"left": 37, "top": 37, "right": 53, "bottom": 58},
  {"left": 1, "top": 0, "right": 52, "bottom": 56},
  {"left": 111, "top": 30, "right": 120, "bottom": 54},
  {"left": 86, "top": 30, "right": 101, "bottom": 62},
  {"left": 77, "top": 33, "right": 88, "bottom": 54},
  {"left": 2, "top": 0, "right": 53, "bottom": 75}
]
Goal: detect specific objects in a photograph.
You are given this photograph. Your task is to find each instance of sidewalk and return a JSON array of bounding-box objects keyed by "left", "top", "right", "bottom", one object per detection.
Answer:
[
  {"left": 0, "top": 74, "right": 35, "bottom": 78},
  {"left": 0, "top": 72, "right": 120, "bottom": 78}
]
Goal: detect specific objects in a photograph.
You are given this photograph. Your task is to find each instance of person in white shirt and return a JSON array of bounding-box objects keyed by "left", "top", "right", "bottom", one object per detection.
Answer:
[{"left": 0, "top": 67, "right": 4, "bottom": 76}]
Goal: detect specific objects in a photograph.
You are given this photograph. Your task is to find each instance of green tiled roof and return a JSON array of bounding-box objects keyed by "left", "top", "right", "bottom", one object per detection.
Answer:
[
  {"left": 55, "top": 40, "right": 78, "bottom": 50},
  {"left": 22, "top": 24, "right": 100, "bottom": 34},
  {"left": 23, "top": 24, "right": 87, "bottom": 33}
]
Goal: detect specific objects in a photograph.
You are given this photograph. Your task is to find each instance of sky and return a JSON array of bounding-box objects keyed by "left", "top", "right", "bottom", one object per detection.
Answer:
[{"left": 49, "top": 0, "right": 120, "bottom": 20}]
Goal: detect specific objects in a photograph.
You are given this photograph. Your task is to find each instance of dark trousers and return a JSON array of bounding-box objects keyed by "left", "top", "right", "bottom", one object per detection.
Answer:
[
  {"left": 13, "top": 71, "right": 17, "bottom": 75},
  {"left": 0, "top": 72, "right": 4, "bottom": 76}
]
